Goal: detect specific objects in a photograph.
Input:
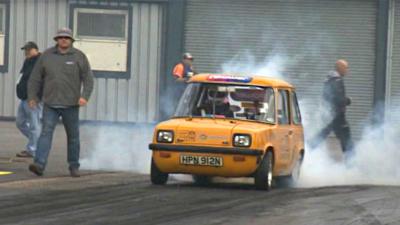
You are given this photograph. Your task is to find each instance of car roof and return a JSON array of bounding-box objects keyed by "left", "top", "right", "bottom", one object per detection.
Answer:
[{"left": 188, "top": 74, "right": 294, "bottom": 89}]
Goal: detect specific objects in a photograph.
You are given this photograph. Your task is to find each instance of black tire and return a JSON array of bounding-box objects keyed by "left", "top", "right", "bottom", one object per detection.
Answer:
[
  {"left": 192, "top": 175, "right": 212, "bottom": 186},
  {"left": 277, "top": 153, "right": 304, "bottom": 188},
  {"left": 151, "top": 158, "right": 169, "bottom": 185},
  {"left": 288, "top": 153, "right": 304, "bottom": 186},
  {"left": 254, "top": 151, "right": 273, "bottom": 191}
]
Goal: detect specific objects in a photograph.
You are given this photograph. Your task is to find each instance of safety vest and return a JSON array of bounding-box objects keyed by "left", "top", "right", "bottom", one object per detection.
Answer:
[{"left": 173, "top": 62, "right": 194, "bottom": 78}]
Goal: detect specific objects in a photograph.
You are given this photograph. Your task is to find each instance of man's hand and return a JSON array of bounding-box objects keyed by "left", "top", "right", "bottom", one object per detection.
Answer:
[
  {"left": 28, "top": 100, "right": 37, "bottom": 109},
  {"left": 346, "top": 97, "right": 352, "bottom": 106},
  {"left": 78, "top": 97, "right": 88, "bottom": 107}
]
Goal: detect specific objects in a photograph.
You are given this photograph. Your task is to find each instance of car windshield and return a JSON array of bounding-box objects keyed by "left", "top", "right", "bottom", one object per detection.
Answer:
[{"left": 174, "top": 83, "right": 276, "bottom": 123}]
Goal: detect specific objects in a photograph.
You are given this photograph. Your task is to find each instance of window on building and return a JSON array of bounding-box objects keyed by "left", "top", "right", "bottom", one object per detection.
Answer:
[
  {"left": 0, "top": 2, "right": 9, "bottom": 71},
  {"left": 76, "top": 11, "right": 127, "bottom": 40},
  {"left": 0, "top": 6, "right": 4, "bottom": 33},
  {"left": 72, "top": 6, "right": 131, "bottom": 78}
]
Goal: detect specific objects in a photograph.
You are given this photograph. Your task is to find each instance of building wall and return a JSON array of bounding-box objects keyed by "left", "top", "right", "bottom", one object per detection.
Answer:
[
  {"left": 0, "top": 0, "right": 69, "bottom": 118},
  {"left": 1, "top": 0, "right": 397, "bottom": 128},
  {"left": 72, "top": 0, "right": 164, "bottom": 123},
  {"left": 0, "top": 0, "right": 164, "bottom": 123}
]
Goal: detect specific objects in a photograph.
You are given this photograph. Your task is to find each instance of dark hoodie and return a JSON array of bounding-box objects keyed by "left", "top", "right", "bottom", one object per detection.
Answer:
[
  {"left": 322, "top": 71, "right": 351, "bottom": 114},
  {"left": 16, "top": 54, "right": 41, "bottom": 100}
]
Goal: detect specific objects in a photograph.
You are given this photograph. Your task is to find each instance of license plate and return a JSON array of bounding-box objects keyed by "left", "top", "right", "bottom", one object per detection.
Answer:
[{"left": 180, "top": 155, "right": 223, "bottom": 167}]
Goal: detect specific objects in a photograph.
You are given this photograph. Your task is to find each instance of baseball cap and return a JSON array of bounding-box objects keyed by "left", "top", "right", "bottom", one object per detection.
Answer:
[
  {"left": 21, "top": 41, "right": 38, "bottom": 50},
  {"left": 183, "top": 52, "right": 194, "bottom": 60}
]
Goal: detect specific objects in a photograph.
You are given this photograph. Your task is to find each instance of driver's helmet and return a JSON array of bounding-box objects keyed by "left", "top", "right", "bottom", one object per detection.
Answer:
[{"left": 207, "top": 87, "right": 228, "bottom": 105}]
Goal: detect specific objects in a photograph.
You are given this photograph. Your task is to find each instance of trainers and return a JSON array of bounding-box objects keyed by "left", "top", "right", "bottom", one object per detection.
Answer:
[
  {"left": 29, "top": 163, "right": 43, "bottom": 176},
  {"left": 16, "top": 151, "right": 33, "bottom": 158},
  {"left": 69, "top": 168, "right": 80, "bottom": 178}
]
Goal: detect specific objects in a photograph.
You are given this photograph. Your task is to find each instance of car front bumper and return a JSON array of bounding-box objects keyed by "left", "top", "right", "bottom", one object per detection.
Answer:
[
  {"left": 149, "top": 144, "right": 264, "bottom": 177},
  {"left": 149, "top": 144, "right": 264, "bottom": 156}
]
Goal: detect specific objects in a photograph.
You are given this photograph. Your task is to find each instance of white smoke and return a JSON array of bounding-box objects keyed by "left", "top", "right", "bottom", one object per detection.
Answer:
[
  {"left": 220, "top": 51, "right": 400, "bottom": 187},
  {"left": 298, "top": 105, "right": 400, "bottom": 187},
  {"left": 80, "top": 124, "right": 154, "bottom": 174},
  {"left": 221, "top": 50, "right": 290, "bottom": 80}
]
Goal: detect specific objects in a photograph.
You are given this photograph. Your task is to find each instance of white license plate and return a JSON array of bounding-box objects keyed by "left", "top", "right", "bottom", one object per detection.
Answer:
[{"left": 180, "top": 155, "right": 223, "bottom": 167}]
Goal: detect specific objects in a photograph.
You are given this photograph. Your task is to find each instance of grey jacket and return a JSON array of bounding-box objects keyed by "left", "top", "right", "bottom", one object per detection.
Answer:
[{"left": 28, "top": 46, "right": 94, "bottom": 107}]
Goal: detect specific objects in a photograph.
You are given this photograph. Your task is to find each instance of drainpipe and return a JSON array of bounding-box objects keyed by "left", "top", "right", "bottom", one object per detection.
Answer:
[{"left": 373, "top": 0, "right": 391, "bottom": 125}]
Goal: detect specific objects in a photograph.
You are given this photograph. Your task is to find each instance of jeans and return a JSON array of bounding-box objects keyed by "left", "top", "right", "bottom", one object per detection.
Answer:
[
  {"left": 311, "top": 112, "right": 354, "bottom": 156},
  {"left": 16, "top": 100, "right": 43, "bottom": 155},
  {"left": 34, "top": 105, "right": 80, "bottom": 170}
]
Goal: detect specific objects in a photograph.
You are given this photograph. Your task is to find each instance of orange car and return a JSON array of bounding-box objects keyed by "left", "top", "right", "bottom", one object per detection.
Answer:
[{"left": 149, "top": 74, "right": 305, "bottom": 190}]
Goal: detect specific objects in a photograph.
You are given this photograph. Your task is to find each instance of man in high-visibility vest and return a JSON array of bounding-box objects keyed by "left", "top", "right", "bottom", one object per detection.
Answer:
[{"left": 172, "top": 53, "right": 196, "bottom": 82}]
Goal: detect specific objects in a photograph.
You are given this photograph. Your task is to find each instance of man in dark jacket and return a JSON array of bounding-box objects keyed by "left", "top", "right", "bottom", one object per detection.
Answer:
[
  {"left": 15, "top": 42, "right": 42, "bottom": 158},
  {"left": 27, "top": 28, "right": 94, "bottom": 177},
  {"left": 312, "top": 59, "right": 354, "bottom": 156}
]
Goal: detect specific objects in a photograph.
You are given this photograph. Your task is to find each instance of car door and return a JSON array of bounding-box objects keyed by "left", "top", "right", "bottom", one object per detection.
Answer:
[
  {"left": 289, "top": 91, "right": 304, "bottom": 167},
  {"left": 275, "top": 89, "right": 292, "bottom": 169}
]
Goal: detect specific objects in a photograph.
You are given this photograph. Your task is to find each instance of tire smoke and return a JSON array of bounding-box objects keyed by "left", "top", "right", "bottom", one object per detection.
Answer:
[
  {"left": 80, "top": 124, "right": 154, "bottom": 174},
  {"left": 298, "top": 105, "right": 400, "bottom": 187}
]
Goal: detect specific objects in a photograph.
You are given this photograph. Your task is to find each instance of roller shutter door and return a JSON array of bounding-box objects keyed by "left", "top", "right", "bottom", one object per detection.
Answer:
[
  {"left": 185, "top": 0, "right": 377, "bottom": 138},
  {"left": 388, "top": 0, "right": 400, "bottom": 122}
]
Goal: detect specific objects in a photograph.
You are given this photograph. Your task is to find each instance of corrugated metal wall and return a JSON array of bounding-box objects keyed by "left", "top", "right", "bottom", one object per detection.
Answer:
[
  {"left": 0, "top": 0, "right": 164, "bottom": 123},
  {"left": 72, "top": 0, "right": 164, "bottom": 123},
  {"left": 389, "top": 0, "right": 400, "bottom": 119},
  {"left": 184, "top": 0, "right": 377, "bottom": 138},
  {"left": 0, "top": 0, "right": 69, "bottom": 118}
]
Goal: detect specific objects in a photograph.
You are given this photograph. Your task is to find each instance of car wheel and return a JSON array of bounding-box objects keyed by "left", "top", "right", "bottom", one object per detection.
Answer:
[
  {"left": 192, "top": 175, "right": 212, "bottom": 186},
  {"left": 277, "top": 153, "right": 304, "bottom": 188},
  {"left": 288, "top": 153, "right": 304, "bottom": 186},
  {"left": 151, "top": 158, "right": 169, "bottom": 185},
  {"left": 254, "top": 151, "right": 273, "bottom": 191}
]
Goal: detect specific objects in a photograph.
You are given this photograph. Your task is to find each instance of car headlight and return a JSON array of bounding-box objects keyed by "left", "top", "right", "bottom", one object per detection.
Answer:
[
  {"left": 157, "top": 130, "right": 174, "bottom": 143},
  {"left": 233, "top": 134, "right": 251, "bottom": 147}
]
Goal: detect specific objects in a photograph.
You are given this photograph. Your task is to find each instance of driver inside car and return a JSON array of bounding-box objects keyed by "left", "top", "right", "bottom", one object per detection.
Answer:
[
  {"left": 244, "top": 100, "right": 262, "bottom": 120},
  {"left": 200, "top": 88, "right": 234, "bottom": 118}
]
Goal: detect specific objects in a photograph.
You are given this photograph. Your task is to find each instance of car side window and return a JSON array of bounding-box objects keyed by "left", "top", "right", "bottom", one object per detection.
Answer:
[
  {"left": 291, "top": 91, "right": 302, "bottom": 125},
  {"left": 277, "top": 90, "right": 290, "bottom": 125},
  {"left": 264, "top": 88, "right": 276, "bottom": 123}
]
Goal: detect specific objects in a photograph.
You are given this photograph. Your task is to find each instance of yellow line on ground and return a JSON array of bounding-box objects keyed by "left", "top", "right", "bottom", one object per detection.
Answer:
[{"left": 0, "top": 171, "right": 13, "bottom": 175}]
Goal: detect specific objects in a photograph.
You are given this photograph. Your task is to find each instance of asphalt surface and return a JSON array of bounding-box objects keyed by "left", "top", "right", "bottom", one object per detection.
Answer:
[{"left": 1, "top": 121, "right": 400, "bottom": 225}]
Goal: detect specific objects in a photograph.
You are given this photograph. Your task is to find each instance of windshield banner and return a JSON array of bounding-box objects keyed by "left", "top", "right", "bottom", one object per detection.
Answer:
[{"left": 207, "top": 75, "right": 253, "bottom": 83}]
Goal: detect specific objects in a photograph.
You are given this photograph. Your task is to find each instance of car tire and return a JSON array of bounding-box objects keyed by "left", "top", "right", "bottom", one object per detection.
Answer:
[
  {"left": 151, "top": 158, "right": 169, "bottom": 185},
  {"left": 288, "top": 153, "right": 304, "bottom": 186},
  {"left": 192, "top": 175, "right": 212, "bottom": 186},
  {"left": 254, "top": 151, "right": 273, "bottom": 191},
  {"left": 276, "top": 153, "right": 304, "bottom": 188}
]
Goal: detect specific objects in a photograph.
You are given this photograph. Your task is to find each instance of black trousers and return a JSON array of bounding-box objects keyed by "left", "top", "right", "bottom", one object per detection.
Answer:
[{"left": 312, "top": 113, "right": 354, "bottom": 154}]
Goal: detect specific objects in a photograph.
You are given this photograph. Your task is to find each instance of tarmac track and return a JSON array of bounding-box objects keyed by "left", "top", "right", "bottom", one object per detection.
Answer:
[
  {"left": 1, "top": 173, "right": 400, "bottom": 225},
  {"left": 0, "top": 121, "right": 399, "bottom": 225}
]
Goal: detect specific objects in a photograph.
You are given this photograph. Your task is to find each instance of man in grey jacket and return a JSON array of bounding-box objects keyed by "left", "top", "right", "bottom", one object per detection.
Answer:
[
  {"left": 27, "top": 28, "right": 94, "bottom": 177},
  {"left": 311, "top": 59, "right": 354, "bottom": 157}
]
